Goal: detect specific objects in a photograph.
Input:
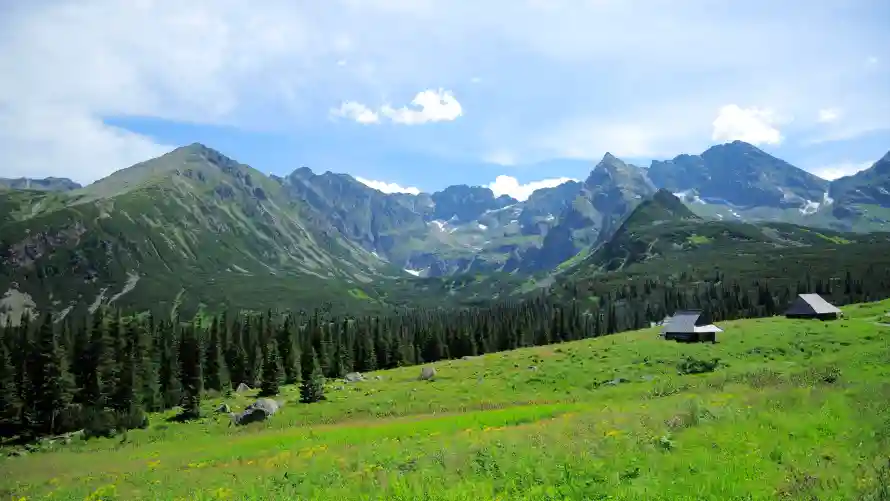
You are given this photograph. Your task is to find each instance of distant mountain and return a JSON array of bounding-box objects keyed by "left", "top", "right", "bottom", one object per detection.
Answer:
[
  {"left": 0, "top": 177, "right": 82, "bottom": 192},
  {"left": 0, "top": 144, "right": 398, "bottom": 323},
  {"left": 5, "top": 139, "right": 890, "bottom": 322},
  {"left": 829, "top": 151, "right": 890, "bottom": 211},
  {"left": 430, "top": 185, "right": 517, "bottom": 223},
  {"left": 521, "top": 153, "right": 656, "bottom": 271},
  {"left": 568, "top": 189, "right": 890, "bottom": 276},
  {"left": 648, "top": 140, "right": 829, "bottom": 209}
]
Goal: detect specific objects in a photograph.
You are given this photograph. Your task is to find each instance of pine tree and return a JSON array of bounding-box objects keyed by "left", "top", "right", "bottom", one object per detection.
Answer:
[
  {"left": 204, "top": 317, "right": 227, "bottom": 392},
  {"left": 177, "top": 325, "right": 203, "bottom": 419},
  {"left": 111, "top": 321, "right": 138, "bottom": 413},
  {"left": 158, "top": 320, "right": 181, "bottom": 409},
  {"left": 225, "top": 319, "right": 248, "bottom": 388},
  {"left": 0, "top": 338, "right": 20, "bottom": 437},
  {"left": 259, "top": 338, "right": 283, "bottom": 397},
  {"left": 299, "top": 346, "right": 325, "bottom": 404},
  {"left": 23, "top": 314, "right": 73, "bottom": 435},
  {"left": 136, "top": 319, "right": 161, "bottom": 412},
  {"left": 277, "top": 316, "right": 299, "bottom": 385},
  {"left": 70, "top": 315, "right": 91, "bottom": 403}
]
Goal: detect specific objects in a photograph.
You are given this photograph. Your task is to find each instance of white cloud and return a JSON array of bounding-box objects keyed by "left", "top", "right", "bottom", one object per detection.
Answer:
[
  {"left": 809, "top": 161, "right": 872, "bottom": 181},
  {"left": 1, "top": 0, "right": 887, "bottom": 183},
  {"left": 331, "top": 101, "right": 380, "bottom": 124},
  {"left": 487, "top": 175, "right": 576, "bottom": 201},
  {"left": 711, "top": 104, "right": 784, "bottom": 146},
  {"left": 355, "top": 176, "right": 421, "bottom": 195},
  {"left": 332, "top": 89, "right": 462, "bottom": 126},
  {"left": 818, "top": 108, "right": 841, "bottom": 123}
]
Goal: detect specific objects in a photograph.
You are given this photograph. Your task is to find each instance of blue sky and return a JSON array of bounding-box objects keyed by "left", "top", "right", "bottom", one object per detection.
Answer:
[{"left": 1, "top": 0, "right": 888, "bottom": 200}]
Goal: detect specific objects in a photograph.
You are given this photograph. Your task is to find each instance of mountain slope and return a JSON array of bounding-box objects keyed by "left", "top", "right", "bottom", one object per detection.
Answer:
[
  {"left": 0, "top": 177, "right": 82, "bottom": 192},
  {"left": 0, "top": 144, "right": 396, "bottom": 323},
  {"left": 828, "top": 151, "right": 890, "bottom": 220},
  {"left": 648, "top": 140, "right": 830, "bottom": 209},
  {"left": 521, "top": 153, "right": 656, "bottom": 271},
  {"left": 567, "top": 190, "right": 890, "bottom": 277}
]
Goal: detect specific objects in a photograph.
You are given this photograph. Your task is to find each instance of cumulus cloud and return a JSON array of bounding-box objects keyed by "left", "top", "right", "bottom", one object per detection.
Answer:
[
  {"left": 334, "top": 89, "right": 463, "bottom": 126},
  {"left": 487, "top": 175, "right": 577, "bottom": 201},
  {"left": 818, "top": 108, "right": 841, "bottom": 123},
  {"left": 711, "top": 104, "right": 784, "bottom": 146},
  {"left": 809, "top": 161, "right": 872, "bottom": 181},
  {"left": 355, "top": 176, "right": 421, "bottom": 195},
  {"left": 331, "top": 101, "right": 380, "bottom": 124}
]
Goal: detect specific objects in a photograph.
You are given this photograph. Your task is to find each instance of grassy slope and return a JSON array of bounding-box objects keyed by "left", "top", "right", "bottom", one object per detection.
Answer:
[
  {"left": 0, "top": 146, "right": 404, "bottom": 319},
  {"left": 4, "top": 301, "right": 890, "bottom": 500}
]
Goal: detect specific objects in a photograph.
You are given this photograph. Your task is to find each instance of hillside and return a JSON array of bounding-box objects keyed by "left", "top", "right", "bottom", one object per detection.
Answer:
[
  {"left": 566, "top": 189, "right": 890, "bottom": 277},
  {"left": 0, "top": 144, "right": 399, "bottom": 323},
  {"left": 0, "top": 177, "right": 82, "bottom": 192},
  {"left": 4, "top": 299, "right": 889, "bottom": 500},
  {"left": 521, "top": 153, "right": 656, "bottom": 271}
]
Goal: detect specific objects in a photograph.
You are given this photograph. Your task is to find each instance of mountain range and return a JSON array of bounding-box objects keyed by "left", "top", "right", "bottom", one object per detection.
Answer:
[{"left": 1, "top": 140, "right": 889, "bottom": 322}]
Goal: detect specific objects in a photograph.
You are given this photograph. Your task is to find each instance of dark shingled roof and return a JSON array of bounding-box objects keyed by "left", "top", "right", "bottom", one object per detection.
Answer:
[{"left": 663, "top": 310, "right": 703, "bottom": 333}]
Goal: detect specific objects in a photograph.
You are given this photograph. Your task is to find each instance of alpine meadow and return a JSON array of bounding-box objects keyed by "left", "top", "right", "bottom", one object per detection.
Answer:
[{"left": 2, "top": 1, "right": 890, "bottom": 500}]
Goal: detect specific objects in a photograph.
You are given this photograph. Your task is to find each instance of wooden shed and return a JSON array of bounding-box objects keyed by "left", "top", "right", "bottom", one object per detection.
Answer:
[
  {"left": 784, "top": 294, "right": 841, "bottom": 320},
  {"left": 661, "top": 310, "right": 722, "bottom": 343}
]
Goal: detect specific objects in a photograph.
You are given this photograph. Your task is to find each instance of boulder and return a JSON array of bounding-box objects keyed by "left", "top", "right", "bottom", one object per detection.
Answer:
[
  {"left": 230, "top": 398, "right": 281, "bottom": 426},
  {"left": 344, "top": 372, "right": 364, "bottom": 383},
  {"left": 419, "top": 366, "right": 436, "bottom": 381}
]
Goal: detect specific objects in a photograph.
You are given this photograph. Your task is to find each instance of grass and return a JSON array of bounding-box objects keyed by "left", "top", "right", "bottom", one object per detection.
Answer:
[
  {"left": 4, "top": 300, "right": 890, "bottom": 500},
  {"left": 686, "top": 234, "right": 713, "bottom": 245}
]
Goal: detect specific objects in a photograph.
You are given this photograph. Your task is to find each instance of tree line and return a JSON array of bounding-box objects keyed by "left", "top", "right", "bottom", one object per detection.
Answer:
[{"left": 1, "top": 267, "right": 888, "bottom": 442}]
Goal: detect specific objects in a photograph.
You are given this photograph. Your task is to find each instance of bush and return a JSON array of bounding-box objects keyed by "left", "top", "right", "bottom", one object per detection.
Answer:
[{"left": 677, "top": 356, "right": 722, "bottom": 375}]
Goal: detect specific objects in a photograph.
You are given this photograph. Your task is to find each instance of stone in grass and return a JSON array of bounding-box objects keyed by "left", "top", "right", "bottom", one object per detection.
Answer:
[
  {"left": 419, "top": 366, "right": 436, "bottom": 381},
  {"left": 229, "top": 398, "right": 283, "bottom": 426},
  {"left": 344, "top": 372, "right": 364, "bottom": 383}
]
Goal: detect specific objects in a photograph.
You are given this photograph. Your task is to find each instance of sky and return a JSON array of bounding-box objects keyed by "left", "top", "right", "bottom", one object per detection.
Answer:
[{"left": 1, "top": 0, "right": 888, "bottom": 201}]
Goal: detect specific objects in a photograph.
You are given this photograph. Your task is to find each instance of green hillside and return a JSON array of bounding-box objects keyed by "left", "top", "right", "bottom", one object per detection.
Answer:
[
  {"left": 4, "top": 300, "right": 889, "bottom": 500},
  {"left": 0, "top": 144, "right": 399, "bottom": 323}
]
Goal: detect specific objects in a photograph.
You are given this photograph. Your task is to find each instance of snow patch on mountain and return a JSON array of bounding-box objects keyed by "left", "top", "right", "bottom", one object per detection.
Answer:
[
  {"left": 404, "top": 268, "right": 422, "bottom": 277},
  {"left": 799, "top": 200, "right": 820, "bottom": 215},
  {"left": 673, "top": 190, "right": 707, "bottom": 205},
  {"left": 477, "top": 223, "right": 488, "bottom": 231}
]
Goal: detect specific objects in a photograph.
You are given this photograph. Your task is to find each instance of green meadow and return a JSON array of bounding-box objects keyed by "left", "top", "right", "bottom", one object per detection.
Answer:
[{"left": 3, "top": 301, "right": 890, "bottom": 500}]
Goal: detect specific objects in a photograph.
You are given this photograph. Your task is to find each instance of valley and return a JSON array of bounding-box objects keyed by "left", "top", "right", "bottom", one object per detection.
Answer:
[{"left": 3, "top": 300, "right": 889, "bottom": 500}]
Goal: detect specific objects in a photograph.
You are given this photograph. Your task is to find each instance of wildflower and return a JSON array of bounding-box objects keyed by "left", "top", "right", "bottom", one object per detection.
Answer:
[
  {"left": 147, "top": 460, "right": 161, "bottom": 470},
  {"left": 606, "top": 430, "right": 620, "bottom": 437}
]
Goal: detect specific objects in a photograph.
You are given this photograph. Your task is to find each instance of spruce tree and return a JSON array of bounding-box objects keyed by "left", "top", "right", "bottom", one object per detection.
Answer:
[
  {"left": 299, "top": 346, "right": 325, "bottom": 404},
  {"left": 23, "top": 314, "right": 73, "bottom": 435},
  {"left": 158, "top": 320, "right": 181, "bottom": 409},
  {"left": 177, "top": 325, "right": 203, "bottom": 419},
  {"left": 259, "top": 338, "right": 283, "bottom": 397},
  {"left": 136, "top": 319, "right": 161, "bottom": 412},
  {"left": 277, "top": 316, "right": 299, "bottom": 385},
  {"left": 204, "top": 317, "right": 227, "bottom": 392},
  {"left": 0, "top": 338, "right": 20, "bottom": 437}
]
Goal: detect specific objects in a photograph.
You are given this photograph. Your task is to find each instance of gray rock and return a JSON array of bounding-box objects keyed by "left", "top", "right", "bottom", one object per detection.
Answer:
[
  {"left": 344, "top": 372, "right": 364, "bottom": 383},
  {"left": 229, "top": 398, "right": 281, "bottom": 426},
  {"left": 528, "top": 365, "right": 538, "bottom": 371},
  {"left": 419, "top": 366, "right": 436, "bottom": 381},
  {"left": 374, "top": 375, "right": 383, "bottom": 380}
]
